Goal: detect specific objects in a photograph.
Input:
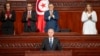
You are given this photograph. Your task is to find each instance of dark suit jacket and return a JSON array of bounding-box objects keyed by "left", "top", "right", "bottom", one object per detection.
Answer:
[
  {"left": 22, "top": 11, "right": 37, "bottom": 32},
  {"left": 41, "top": 37, "right": 62, "bottom": 51},
  {"left": 0, "top": 10, "right": 16, "bottom": 34},
  {"left": 44, "top": 10, "right": 59, "bottom": 32}
]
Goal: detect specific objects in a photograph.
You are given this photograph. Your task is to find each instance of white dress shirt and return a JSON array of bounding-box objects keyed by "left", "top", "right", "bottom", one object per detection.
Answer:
[
  {"left": 27, "top": 10, "right": 32, "bottom": 15},
  {"left": 49, "top": 37, "right": 54, "bottom": 44}
]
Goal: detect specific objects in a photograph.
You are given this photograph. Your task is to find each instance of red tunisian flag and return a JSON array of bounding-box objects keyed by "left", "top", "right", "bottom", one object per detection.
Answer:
[{"left": 36, "top": 0, "right": 49, "bottom": 32}]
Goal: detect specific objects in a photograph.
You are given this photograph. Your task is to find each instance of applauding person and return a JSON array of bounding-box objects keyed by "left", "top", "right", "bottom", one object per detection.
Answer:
[
  {"left": 81, "top": 4, "right": 98, "bottom": 34},
  {"left": 0, "top": 3, "right": 16, "bottom": 35},
  {"left": 22, "top": 3, "right": 37, "bottom": 32},
  {"left": 44, "top": 3, "right": 60, "bottom": 32}
]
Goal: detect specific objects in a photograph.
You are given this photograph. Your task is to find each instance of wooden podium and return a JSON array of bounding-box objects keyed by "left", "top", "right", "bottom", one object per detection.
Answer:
[{"left": 25, "top": 51, "right": 72, "bottom": 56}]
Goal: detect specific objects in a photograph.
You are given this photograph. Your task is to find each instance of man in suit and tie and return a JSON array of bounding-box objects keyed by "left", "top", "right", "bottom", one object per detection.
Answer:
[
  {"left": 44, "top": 3, "right": 60, "bottom": 32},
  {"left": 22, "top": 3, "right": 37, "bottom": 32},
  {"left": 41, "top": 28, "right": 62, "bottom": 51}
]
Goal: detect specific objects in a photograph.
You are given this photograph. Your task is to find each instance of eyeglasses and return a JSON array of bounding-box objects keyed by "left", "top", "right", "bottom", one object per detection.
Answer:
[
  {"left": 27, "top": 6, "right": 32, "bottom": 7},
  {"left": 6, "top": 6, "right": 10, "bottom": 7}
]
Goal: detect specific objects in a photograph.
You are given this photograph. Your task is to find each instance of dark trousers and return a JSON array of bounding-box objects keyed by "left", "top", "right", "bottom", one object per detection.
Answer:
[
  {"left": 1, "top": 26, "right": 14, "bottom": 35},
  {"left": 24, "top": 27, "right": 33, "bottom": 32}
]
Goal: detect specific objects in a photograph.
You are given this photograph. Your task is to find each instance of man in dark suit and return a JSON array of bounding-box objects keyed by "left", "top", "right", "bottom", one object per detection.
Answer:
[
  {"left": 41, "top": 28, "right": 62, "bottom": 51},
  {"left": 22, "top": 3, "right": 37, "bottom": 32},
  {"left": 44, "top": 3, "right": 59, "bottom": 32}
]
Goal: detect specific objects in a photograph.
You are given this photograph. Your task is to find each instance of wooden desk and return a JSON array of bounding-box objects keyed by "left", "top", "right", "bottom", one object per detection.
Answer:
[{"left": 25, "top": 51, "right": 72, "bottom": 56}]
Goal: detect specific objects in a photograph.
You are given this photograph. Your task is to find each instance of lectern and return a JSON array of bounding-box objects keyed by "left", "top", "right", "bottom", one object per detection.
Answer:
[{"left": 25, "top": 51, "right": 72, "bottom": 56}]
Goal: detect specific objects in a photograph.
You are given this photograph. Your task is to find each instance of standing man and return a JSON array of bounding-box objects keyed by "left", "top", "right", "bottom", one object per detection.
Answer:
[
  {"left": 44, "top": 3, "right": 59, "bottom": 32},
  {"left": 22, "top": 3, "right": 37, "bottom": 32},
  {"left": 41, "top": 28, "right": 62, "bottom": 51}
]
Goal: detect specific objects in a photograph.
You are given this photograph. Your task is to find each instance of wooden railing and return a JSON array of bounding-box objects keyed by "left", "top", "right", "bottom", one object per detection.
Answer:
[{"left": 0, "top": 34, "right": 100, "bottom": 56}]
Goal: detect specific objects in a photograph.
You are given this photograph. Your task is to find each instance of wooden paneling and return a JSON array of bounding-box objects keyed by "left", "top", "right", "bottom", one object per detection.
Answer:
[
  {"left": 25, "top": 51, "right": 72, "bottom": 56},
  {"left": 12, "top": 11, "right": 100, "bottom": 34},
  {"left": 59, "top": 11, "right": 83, "bottom": 33},
  {"left": 19, "top": 32, "right": 81, "bottom": 36},
  {"left": 0, "top": 35, "right": 100, "bottom": 56},
  {"left": 0, "top": 0, "right": 100, "bottom": 35},
  {"left": 14, "top": 11, "right": 24, "bottom": 34}
]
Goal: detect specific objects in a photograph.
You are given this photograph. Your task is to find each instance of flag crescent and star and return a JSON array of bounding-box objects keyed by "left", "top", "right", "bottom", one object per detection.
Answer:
[{"left": 36, "top": 0, "right": 49, "bottom": 32}]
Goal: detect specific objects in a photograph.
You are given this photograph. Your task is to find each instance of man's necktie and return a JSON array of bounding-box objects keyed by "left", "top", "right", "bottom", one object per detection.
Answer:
[
  {"left": 49, "top": 38, "right": 53, "bottom": 48},
  {"left": 7, "top": 11, "right": 10, "bottom": 19},
  {"left": 27, "top": 11, "right": 31, "bottom": 27}
]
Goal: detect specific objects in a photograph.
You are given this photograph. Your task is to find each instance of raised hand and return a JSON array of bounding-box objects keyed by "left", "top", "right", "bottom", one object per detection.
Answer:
[
  {"left": 88, "top": 15, "right": 92, "bottom": 20},
  {"left": 26, "top": 14, "right": 31, "bottom": 21},
  {"left": 5, "top": 14, "right": 7, "bottom": 20},
  {"left": 9, "top": 14, "right": 12, "bottom": 19}
]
